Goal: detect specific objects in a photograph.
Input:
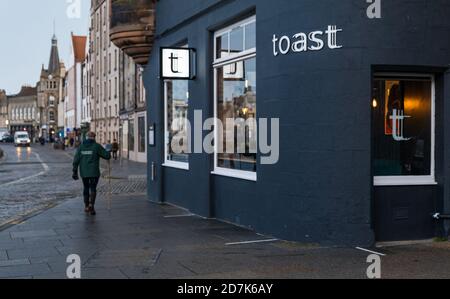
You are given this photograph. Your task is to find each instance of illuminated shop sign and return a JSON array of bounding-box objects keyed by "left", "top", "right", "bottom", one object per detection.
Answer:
[{"left": 160, "top": 47, "right": 196, "bottom": 80}]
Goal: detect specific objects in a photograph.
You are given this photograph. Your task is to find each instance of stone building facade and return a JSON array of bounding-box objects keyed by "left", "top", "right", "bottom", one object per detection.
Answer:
[
  {"left": 7, "top": 86, "right": 38, "bottom": 140},
  {"left": 87, "top": 0, "right": 147, "bottom": 162},
  {"left": 0, "top": 90, "right": 7, "bottom": 130},
  {"left": 63, "top": 34, "right": 87, "bottom": 140},
  {"left": 81, "top": 55, "right": 91, "bottom": 129},
  {"left": 119, "top": 53, "right": 147, "bottom": 163},
  {"left": 89, "top": 0, "right": 120, "bottom": 145},
  {"left": 37, "top": 35, "right": 66, "bottom": 141}
]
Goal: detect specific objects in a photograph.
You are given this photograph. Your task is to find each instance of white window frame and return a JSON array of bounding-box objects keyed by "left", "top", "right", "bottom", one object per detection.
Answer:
[
  {"left": 163, "top": 78, "right": 190, "bottom": 171},
  {"left": 214, "top": 16, "right": 256, "bottom": 66},
  {"left": 212, "top": 16, "right": 257, "bottom": 182},
  {"left": 373, "top": 73, "right": 436, "bottom": 187}
]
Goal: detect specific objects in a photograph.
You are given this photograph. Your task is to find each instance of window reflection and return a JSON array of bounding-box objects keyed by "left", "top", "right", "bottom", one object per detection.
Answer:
[
  {"left": 230, "top": 26, "right": 244, "bottom": 54},
  {"left": 216, "top": 33, "right": 229, "bottom": 60},
  {"left": 217, "top": 58, "right": 257, "bottom": 172},
  {"left": 166, "top": 80, "right": 189, "bottom": 163},
  {"left": 245, "top": 21, "right": 256, "bottom": 50},
  {"left": 138, "top": 116, "right": 146, "bottom": 153},
  {"left": 129, "top": 120, "right": 135, "bottom": 153},
  {"left": 373, "top": 77, "right": 432, "bottom": 177},
  {"left": 215, "top": 19, "right": 256, "bottom": 60}
]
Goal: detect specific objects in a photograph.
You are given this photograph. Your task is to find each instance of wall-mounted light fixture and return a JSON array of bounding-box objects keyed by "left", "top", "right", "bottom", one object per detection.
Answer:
[{"left": 372, "top": 98, "right": 378, "bottom": 109}]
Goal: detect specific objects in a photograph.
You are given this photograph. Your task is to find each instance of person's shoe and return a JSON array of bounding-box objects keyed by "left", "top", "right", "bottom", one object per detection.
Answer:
[
  {"left": 84, "top": 206, "right": 90, "bottom": 213},
  {"left": 89, "top": 205, "right": 96, "bottom": 216}
]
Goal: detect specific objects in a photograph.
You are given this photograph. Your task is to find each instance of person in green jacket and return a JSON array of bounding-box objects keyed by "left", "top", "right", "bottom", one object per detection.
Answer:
[{"left": 72, "top": 132, "right": 111, "bottom": 215}]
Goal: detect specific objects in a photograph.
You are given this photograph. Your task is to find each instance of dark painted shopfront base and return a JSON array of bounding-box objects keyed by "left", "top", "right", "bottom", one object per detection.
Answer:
[
  {"left": 144, "top": 0, "right": 450, "bottom": 247},
  {"left": 374, "top": 186, "right": 438, "bottom": 242}
]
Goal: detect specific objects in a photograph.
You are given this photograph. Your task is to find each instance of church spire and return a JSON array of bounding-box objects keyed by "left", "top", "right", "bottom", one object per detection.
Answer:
[
  {"left": 52, "top": 19, "right": 57, "bottom": 41},
  {"left": 48, "top": 34, "right": 60, "bottom": 75}
]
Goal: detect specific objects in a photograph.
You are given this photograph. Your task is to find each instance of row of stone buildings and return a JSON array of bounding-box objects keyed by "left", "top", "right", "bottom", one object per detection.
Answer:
[
  {"left": 0, "top": 32, "right": 62, "bottom": 141},
  {"left": 0, "top": 0, "right": 147, "bottom": 163},
  {"left": 88, "top": 0, "right": 147, "bottom": 163},
  {"left": 0, "top": 34, "right": 69, "bottom": 143}
]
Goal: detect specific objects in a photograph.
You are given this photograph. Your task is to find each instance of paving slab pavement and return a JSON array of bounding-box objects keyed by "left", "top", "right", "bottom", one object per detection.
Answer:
[{"left": 0, "top": 192, "right": 449, "bottom": 279}]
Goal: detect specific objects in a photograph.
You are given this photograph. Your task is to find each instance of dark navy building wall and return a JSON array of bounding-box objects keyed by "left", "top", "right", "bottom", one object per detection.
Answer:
[{"left": 145, "top": 0, "right": 450, "bottom": 246}]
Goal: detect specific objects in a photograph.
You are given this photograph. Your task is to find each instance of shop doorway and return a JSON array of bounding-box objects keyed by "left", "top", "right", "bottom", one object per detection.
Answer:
[
  {"left": 122, "top": 120, "right": 129, "bottom": 160},
  {"left": 372, "top": 73, "right": 437, "bottom": 242},
  {"left": 129, "top": 117, "right": 135, "bottom": 161},
  {"left": 136, "top": 113, "right": 147, "bottom": 163}
]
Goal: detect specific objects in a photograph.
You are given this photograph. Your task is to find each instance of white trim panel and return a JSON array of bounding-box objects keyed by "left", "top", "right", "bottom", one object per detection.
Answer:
[
  {"left": 212, "top": 168, "right": 257, "bottom": 182},
  {"left": 163, "top": 161, "right": 190, "bottom": 171}
]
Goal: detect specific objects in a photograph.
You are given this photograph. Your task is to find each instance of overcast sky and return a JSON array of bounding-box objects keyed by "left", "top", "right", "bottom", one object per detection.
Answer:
[{"left": 0, "top": 0, "right": 90, "bottom": 94}]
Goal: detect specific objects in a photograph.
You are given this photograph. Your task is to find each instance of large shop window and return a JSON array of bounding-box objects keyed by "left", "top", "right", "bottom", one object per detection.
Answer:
[
  {"left": 372, "top": 74, "right": 435, "bottom": 186},
  {"left": 164, "top": 79, "right": 189, "bottom": 169},
  {"left": 213, "top": 16, "right": 257, "bottom": 181}
]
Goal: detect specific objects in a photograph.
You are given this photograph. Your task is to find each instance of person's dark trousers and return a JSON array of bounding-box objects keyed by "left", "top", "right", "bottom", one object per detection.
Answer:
[
  {"left": 113, "top": 151, "right": 118, "bottom": 160},
  {"left": 82, "top": 177, "right": 100, "bottom": 207}
]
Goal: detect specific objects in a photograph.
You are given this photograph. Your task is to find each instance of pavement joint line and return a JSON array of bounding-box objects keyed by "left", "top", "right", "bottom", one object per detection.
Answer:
[
  {"left": 375, "top": 239, "right": 435, "bottom": 248},
  {"left": 118, "top": 268, "right": 130, "bottom": 279},
  {"left": 0, "top": 162, "right": 70, "bottom": 166},
  {"left": 112, "top": 193, "right": 147, "bottom": 197},
  {"left": 164, "top": 214, "right": 195, "bottom": 218},
  {"left": 355, "top": 247, "right": 386, "bottom": 256},
  {"left": 225, "top": 239, "right": 279, "bottom": 246},
  {"left": 177, "top": 261, "right": 197, "bottom": 275},
  {"left": 63, "top": 152, "right": 74, "bottom": 160},
  {"left": 0, "top": 259, "right": 31, "bottom": 267},
  {"left": 0, "top": 202, "right": 62, "bottom": 233},
  {"left": 151, "top": 249, "right": 163, "bottom": 266}
]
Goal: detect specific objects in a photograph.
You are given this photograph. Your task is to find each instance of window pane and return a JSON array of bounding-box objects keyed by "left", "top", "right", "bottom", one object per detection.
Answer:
[
  {"left": 166, "top": 80, "right": 189, "bottom": 163},
  {"left": 372, "top": 77, "right": 432, "bottom": 177},
  {"left": 245, "top": 21, "right": 256, "bottom": 50},
  {"left": 216, "top": 33, "right": 229, "bottom": 60},
  {"left": 129, "top": 120, "right": 135, "bottom": 153},
  {"left": 229, "top": 26, "right": 244, "bottom": 55},
  {"left": 217, "top": 58, "right": 257, "bottom": 172},
  {"left": 138, "top": 117, "right": 146, "bottom": 153}
]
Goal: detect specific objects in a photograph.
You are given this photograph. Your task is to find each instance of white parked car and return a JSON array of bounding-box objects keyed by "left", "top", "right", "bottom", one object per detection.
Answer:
[{"left": 14, "top": 132, "right": 31, "bottom": 147}]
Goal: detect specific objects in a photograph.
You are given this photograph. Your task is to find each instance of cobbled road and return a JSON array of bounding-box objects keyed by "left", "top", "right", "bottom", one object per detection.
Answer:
[{"left": 0, "top": 144, "right": 80, "bottom": 228}]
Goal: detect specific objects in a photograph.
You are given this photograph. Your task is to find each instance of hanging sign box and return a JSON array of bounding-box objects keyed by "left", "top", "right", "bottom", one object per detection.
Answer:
[
  {"left": 148, "top": 124, "right": 155, "bottom": 147},
  {"left": 160, "top": 47, "right": 196, "bottom": 80}
]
